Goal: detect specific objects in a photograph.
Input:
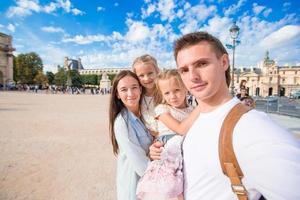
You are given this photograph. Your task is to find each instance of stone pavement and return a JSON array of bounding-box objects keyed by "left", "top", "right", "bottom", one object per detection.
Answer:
[
  {"left": 0, "top": 92, "right": 299, "bottom": 200},
  {"left": 268, "top": 113, "right": 300, "bottom": 138}
]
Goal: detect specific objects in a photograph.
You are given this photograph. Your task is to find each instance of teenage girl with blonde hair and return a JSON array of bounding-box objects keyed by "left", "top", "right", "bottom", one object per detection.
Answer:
[{"left": 132, "top": 54, "right": 160, "bottom": 137}]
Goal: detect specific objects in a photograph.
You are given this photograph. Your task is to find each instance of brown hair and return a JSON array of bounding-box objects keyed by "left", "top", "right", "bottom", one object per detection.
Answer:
[
  {"left": 109, "top": 70, "right": 142, "bottom": 155},
  {"left": 174, "top": 31, "right": 231, "bottom": 87},
  {"left": 154, "top": 69, "right": 187, "bottom": 106},
  {"left": 240, "top": 80, "right": 247, "bottom": 89},
  {"left": 132, "top": 54, "right": 160, "bottom": 73}
]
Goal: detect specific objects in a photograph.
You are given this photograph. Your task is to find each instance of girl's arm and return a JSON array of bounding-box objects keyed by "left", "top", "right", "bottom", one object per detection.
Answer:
[
  {"left": 114, "top": 115, "right": 150, "bottom": 176},
  {"left": 157, "top": 105, "right": 201, "bottom": 135}
]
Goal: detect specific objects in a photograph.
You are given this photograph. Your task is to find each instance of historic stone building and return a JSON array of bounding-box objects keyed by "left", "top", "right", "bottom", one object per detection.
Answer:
[
  {"left": 64, "top": 57, "right": 84, "bottom": 71},
  {"left": 78, "top": 67, "right": 129, "bottom": 75},
  {"left": 234, "top": 52, "right": 300, "bottom": 97},
  {"left": 0, "top": 32, "right": 15, "bottom": 86}
]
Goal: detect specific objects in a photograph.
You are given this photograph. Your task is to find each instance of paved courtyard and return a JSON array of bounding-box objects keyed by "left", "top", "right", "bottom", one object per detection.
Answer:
[
  {"left": 0, "top": 92, "right": 299, "bottom": 200},
  {"left": 0, "top": 92, "right": 116, "bottom": 200}
]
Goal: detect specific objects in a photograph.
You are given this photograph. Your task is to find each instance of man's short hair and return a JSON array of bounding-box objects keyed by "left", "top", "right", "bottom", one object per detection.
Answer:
[{"left": 174, "top": 31, "right": 231, "bottom": 87}]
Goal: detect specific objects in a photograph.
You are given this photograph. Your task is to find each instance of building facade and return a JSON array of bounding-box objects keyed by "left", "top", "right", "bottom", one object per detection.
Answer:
[
  {"left": 235, "top": 52, "right": 300, "bottom": 97},
  {"left": 0, "top": 32, "right": 15, "bottom": 86},
  {"left": 64, "top": 57, "right": 84, "bottom": 71},
  {"left": 78, "top": 67, "right": 130, "bottom": 75}
]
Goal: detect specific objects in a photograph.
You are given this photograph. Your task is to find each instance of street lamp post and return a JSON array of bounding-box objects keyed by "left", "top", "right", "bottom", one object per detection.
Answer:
[{"left": 228, "top": 22, "right": 240, "bottom": 96}]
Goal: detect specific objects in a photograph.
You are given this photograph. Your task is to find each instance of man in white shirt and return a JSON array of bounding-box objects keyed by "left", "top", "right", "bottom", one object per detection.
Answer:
[{"left": 150, "top": 32, "right": 300, "bottom": 199}]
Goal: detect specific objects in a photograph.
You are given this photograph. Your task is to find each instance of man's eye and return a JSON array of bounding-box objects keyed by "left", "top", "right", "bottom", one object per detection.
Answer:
[
  {"left": 197, "top": 62, "right": 207, "bottom": 67},
  {"left": 179, "top": 68, "right": 188, "bottom": 74}
]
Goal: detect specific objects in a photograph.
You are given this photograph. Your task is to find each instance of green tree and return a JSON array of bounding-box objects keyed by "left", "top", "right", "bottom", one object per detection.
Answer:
[
  {"left": 34, "top": 71, "right": 48, "bottom": 86},
  {"left": 14, "top": 52, "right": 43, "bottom": 84},
  {"left": 54, "top": 67, "right": 67, "bottom": 86},
  {"left": 81, "top": 74, "right": 100, "bottom": 85},
  {"left": 69, "top": 70, "right": 82, "bottom": 87},
  {"left": 108, "top": 74, "right": 116, "bottom": 82},
  {"left": 46, "top": 71, "right": 55, "bottom": 85}
]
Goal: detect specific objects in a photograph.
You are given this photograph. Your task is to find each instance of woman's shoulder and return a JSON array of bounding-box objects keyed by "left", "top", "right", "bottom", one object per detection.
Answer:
[{"left": 115, "top": 109, "right": 127, "bottom": 124}]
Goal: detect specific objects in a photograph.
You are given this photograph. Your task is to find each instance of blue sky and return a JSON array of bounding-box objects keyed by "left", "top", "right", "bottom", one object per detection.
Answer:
[{"left": 0, "top": 0, "right": 300, "bottom": 72}]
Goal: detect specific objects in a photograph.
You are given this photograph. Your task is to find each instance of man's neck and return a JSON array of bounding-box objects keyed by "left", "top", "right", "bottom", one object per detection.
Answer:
[{"left": 197, "top": 90, "right": 232, "bottom": 113}]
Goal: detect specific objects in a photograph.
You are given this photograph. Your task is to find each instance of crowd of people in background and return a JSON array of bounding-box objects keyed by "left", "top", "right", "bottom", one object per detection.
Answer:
[{"left": 0, "top": 83, "right": 111, "bottom": 95}]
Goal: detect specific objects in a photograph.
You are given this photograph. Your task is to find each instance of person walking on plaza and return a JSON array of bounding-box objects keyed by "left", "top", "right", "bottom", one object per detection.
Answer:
[
  {"left": 109, "top": 70, "right": 153, "bottom": 200},
  {"left": 132, "top": 54, "right": 160, "bottom": 137},
  {"left": 150, "top": 32, "right": 300, "bottom": 200}
]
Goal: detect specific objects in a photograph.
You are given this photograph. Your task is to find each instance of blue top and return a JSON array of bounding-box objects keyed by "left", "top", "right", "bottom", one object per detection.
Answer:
[{"left": 114, "top": 108, "right": 153, "bottom": 200}]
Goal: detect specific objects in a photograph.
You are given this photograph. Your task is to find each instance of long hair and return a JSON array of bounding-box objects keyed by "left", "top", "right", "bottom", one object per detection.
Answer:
[
  {"left": 174, "top": 31, "right": 231, "bottom": 87},
  {"left": 154, "top": 69, "right": 187, "bottom": 106},
  {"left": 108, "top": 70, "right": 142, "bottom": 155}
]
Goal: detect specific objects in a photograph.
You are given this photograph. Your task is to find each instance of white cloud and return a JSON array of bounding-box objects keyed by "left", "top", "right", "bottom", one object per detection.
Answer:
[
  {"left": 259, "top": 25, "right": 300, "bottom": 49},
  {"left": 179, "top": 4, "right": 217, "bottom": 34},
  {"left": 62, "top": 34, "right": 108, "bottom": 44},
  {"left": 114, "top": 3, "right": 119, "bottom": 7},
  {"left": 6, "top": 0, "right": 41, "bottom": 17},
  {"left": 6, "top": 0, "right": 84, "bottom": 17},
  {"left": 224, "top": 0, "right": 246, "bottom": 16},
  {"left": 157, "top": 0, "right": 176, "bottom": 22},
  {"left": 263, "top": 8, "right": 272, "bottom": 17},
  {"left": 283, "top": 2, "right": 291, "bottom": 9},
  {"left": 0, "top": 24, "right": 4, "bottom": 28},
  {"left": 43, "top": 2, "right": 57, "bottom": 13},
  {"left": 125, "top": 20, "right": 150, "bottom": 42},
  {"left": 252, "top": 3, "right": 272, "bottom": 17},
  {"left": 7, "top": 24, "right": 16, "bottom": 32},
  {"left": 41, "top": 26, "right": 64, "bottom": 33},
  {"left": 58, "top": 0, "right": 71, "bottom": 12},
  {"left": 71, "top": 8, "right": 84, "bottom": 15},
  {"left": 252, "top": 3, "right": 265, "bottom": 15},
  {"left": 97, "top": 6, "right": 105, "bottom": 12},
  {"left": 141, "top": 3, "right": 156, "bottom": 18}
]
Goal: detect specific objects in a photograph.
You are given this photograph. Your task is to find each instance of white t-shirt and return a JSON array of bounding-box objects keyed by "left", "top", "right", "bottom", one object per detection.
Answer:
[{"left": 183, "top": 98, "right": 300, "bottom": 200}]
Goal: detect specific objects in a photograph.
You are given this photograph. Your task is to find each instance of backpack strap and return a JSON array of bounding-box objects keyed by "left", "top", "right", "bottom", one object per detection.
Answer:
[{"left": 218, "top": 103, "right": 252, "bottom": 200}]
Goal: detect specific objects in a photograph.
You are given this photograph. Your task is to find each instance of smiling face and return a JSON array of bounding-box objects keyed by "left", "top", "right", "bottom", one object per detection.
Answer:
[
  {"left": 158, "top": 77, "right": 187, "bottom": 109},
  {"left": 133, "top": 62, "right": 158, "bottom": 95},
  {"left": 117, "top": 75, "right": 142, "bottom": 113},
  {"left": 176, "top": 41, "right": 230, "bottom": 104}
]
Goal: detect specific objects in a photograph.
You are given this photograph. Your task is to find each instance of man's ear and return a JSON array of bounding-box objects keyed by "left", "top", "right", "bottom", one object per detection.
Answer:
[
  {"left": 221, "top": 54, "right": 230, "bottom": 71},
  {"left": 116, "top": 91, "right": 120, "bottom": 99}
]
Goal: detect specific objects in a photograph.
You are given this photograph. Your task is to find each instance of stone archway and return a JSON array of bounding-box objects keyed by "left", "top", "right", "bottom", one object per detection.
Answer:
[
  {"left": 280, "top": 87, "right": 285, "bottom": 97},
  {"left": 268, "top": 87, "right": 273, "bottom": 96},
  {"left": 0, "top": 71, "right": 3, "bottom": 86},
  {"left": 256, "top": 87, "right": 260, "bottom": 96}
]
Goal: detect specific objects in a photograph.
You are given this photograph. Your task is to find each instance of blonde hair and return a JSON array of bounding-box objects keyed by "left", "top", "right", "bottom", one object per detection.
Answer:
[
  {"left": 154, "top": 69, "right": 187, "bottom": 106},
  {"left": 132, "top": 54, "right": 160, "bottom": 73}
]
